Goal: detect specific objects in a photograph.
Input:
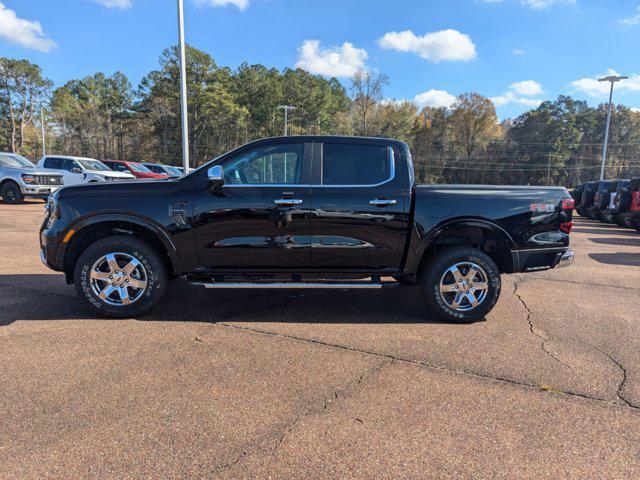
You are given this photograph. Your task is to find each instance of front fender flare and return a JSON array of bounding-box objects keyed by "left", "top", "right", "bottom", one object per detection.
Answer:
[{"left": 61, "top": 213, "right": 182, "bottom": 275}]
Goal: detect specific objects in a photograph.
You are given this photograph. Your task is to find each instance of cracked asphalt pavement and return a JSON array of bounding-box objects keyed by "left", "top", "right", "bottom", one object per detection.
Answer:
[{"left": 1, "top": 201, "right": 639, "bottom": 479}]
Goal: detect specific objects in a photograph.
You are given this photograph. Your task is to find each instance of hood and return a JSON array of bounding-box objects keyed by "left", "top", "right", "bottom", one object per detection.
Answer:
[
  {"left": 87, "top": 169, "right": 135, "bottom": 179},
  {"left": 2, "top": 165, "right": 63, "bottom": 177}
]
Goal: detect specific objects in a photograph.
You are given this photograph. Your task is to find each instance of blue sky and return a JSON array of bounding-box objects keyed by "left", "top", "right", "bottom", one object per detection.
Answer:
[{"left": 1, "top": 0, "right": 640, "bottom": 118}]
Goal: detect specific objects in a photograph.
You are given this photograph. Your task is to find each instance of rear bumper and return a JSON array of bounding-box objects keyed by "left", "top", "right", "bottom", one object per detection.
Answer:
[
  {"left": 510, "top": 247, "right": 574, "bottom": 273},
  {"left": 557, "top": 250, "right": 574, "bottom": 269},
  {"left": 620, "top": 211, "right": 640, "bottom": 222}
]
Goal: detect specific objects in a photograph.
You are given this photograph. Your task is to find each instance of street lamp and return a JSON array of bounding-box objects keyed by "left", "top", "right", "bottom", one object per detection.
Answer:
[
  {"left": 177, "top": 0, "right": 190, "bottom": 174},
  {"left": 598, "top": 75, "right": 627, "bottom": 181},
  {"left": 277, "top": 105, "right": 295, "bottom": 136}
]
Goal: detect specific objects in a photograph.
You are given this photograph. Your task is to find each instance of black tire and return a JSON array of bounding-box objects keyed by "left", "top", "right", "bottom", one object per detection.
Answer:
[
  {"left": 613, "top": 215, "right": 626, "bottom": 227},
  {"left": 618, "top": 189, "right": 632, "bottom": 213},
  {"left": 74, "top": 235, "right": 167, "bottom": 318},
  {"left": 420, "top": 247, "right": 501, "bottom": 323},
  {"left": 1, "top": 181, "right": 24, "bottom": 204}
]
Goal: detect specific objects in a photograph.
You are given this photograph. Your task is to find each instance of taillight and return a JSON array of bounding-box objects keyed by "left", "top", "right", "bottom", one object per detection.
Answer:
[
  {"left": 632, "top": 192, "right": 640, "bottom": 212},
  {"left": 561, "top": 198, "right": 574, "bottom": 210},
  {"left": 559, "top": 221, "right": 573, "bottom": 234}
]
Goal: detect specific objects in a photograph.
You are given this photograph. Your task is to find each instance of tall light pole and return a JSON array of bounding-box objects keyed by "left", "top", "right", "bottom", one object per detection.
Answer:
[
  {"left": 277, "top": 105, "right": 295, "bottom": 136},
  {"left": 177, "top": 0, "right": 190, "bottom": 174},
  {"left": 40, "top": 105, "right": 46, "bottom": 156},
  {"left": 598, "top": 75, "right": 627, "bottom": 181}
]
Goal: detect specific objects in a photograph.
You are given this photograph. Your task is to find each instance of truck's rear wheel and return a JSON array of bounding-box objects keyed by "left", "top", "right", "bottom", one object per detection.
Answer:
[
  {"left": 74, "top": 235, "right": 167, "bottom": 318},
  {"left": 1, "top": 181, "right": 24, "bottom": 204},
  {"left": 420, "top": 247, "right": 501, "bottom": 323}
]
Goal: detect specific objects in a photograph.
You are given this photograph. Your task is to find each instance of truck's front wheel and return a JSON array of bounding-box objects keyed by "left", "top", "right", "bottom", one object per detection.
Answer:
[
  {"left": 74, "top": 235, "right": 167, "bottom": 318},
  {"left": 1, "top": 181, "right": 24, "bottom": 204},
  {"left": 420, "top": 247, "right": 501, "bottom": 323}
]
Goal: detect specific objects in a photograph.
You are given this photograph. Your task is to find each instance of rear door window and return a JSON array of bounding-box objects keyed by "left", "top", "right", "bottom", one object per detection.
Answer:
[
  {"left": 43, "top": 157, "right": 63, "bottom": 169},
  {"left": 322, "top": 143, "right": 392, "bottom": 186}
]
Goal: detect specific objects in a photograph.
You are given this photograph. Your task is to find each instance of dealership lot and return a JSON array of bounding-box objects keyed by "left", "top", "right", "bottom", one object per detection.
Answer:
[{"left": 1, "top": 202, "right": 639, "bottom": 478}]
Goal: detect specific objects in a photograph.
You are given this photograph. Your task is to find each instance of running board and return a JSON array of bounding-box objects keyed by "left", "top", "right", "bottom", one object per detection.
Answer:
[{"left": 193, "top": 281, "right": 398, "bottom": 289}]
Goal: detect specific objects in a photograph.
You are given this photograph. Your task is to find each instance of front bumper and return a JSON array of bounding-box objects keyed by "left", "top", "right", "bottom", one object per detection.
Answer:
[
  {"left": 39, "top": 229, "right": 64, "bottom": 272},
  {"left": 511, "top": 247, "right": 574, "bottom": 273},
  {"left": 21, "top": 185, "right": 60, "bottom": 199}
]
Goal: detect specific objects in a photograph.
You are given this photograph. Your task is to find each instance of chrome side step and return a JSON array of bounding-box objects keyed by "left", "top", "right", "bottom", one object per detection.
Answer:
[{"left": 194, "top": 281, "right": 398, "bottom": 290}]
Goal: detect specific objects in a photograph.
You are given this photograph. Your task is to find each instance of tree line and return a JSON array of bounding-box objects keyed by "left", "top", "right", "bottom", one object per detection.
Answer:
[{"left": 1, "top": 45, "right": 639, "bottom": 186}]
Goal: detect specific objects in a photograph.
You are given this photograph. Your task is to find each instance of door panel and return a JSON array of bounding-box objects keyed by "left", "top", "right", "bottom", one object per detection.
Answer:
[
  {"left": 193, "top": 142, "right": 312, "bottom": 269},
  {"left": 310, "top": 142, "right": 407, "bottom": 270}
]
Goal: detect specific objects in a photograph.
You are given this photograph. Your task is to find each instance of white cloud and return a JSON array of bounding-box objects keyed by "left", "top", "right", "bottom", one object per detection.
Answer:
[
  {"left": 521, "top": 0, "right": 576, "bottom": 9},
  {"left": 93, "top": 0, "right": 132, "bottom": 9},
  {"left": 510, "top": 80, "right": 543, "bottom": 96},
  {"left": 378, "top": 29, "right": 476, "bottom": 63},
  {"left": 620, "top": 5, "right": 640, "bottom": 26},
  {"left": 491, "top": 80, "right": 544, "bottom": 107},
  {"left": 295, "top": 40, "right": 368, "bottom": 78},
  {"left": 194, "top": 0, "right": 249, "bottom": 10},
  {"left": 571, "top": 69, "right": 640, "bottom": 98},
  {"left": 512, "top": 48, "right": 525, "bottom": 55},
  {"left": 0, "top": 2, "right": 56, "bottom": 52},
  {"left": 631, "top": 107, "right": 640, "bottom": 113},
  {"left": 413, "top": 89, "right": 457, "bottom": 109}
]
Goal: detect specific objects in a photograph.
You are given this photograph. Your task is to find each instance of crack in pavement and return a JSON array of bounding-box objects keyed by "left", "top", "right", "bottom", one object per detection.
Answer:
[
  {"left": 209, "top": 358, "right": 391, "bottom": 474},
  {"left": 512, "top": 279, "right": 638, "bottom": 409},
  {"left": 273, "top": 358, "right": 391, "bottom": 453},
  {"left": 583, "top": 343, "right": 637, "bottom": 409},
  {"left": 215, "top": 321, "right": 640, "bottom": 412},
  {"left": 512, "top": 280, "right": 573, "bottom": 371}
]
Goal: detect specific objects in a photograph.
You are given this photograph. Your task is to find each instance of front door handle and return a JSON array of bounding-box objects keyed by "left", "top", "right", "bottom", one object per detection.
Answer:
[
  {"left": 274, "top": 198, "right": 303, "bottom": 206},
  {"left": 369, "top": 198, "right": 397, "bottom": 207}
]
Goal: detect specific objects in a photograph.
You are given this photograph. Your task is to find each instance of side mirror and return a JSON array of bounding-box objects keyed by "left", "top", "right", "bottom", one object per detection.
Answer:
[
  {"left": 208, "top": 165, "right": 224, "bottom": 188},
  {"left": 71, "top": 167, "right": 82, "bottom": 174}
]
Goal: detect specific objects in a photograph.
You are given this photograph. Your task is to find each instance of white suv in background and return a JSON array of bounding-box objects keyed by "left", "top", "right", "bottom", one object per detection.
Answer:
[{"left": 37, "top": 155, "right": 135, "bottom": 185}]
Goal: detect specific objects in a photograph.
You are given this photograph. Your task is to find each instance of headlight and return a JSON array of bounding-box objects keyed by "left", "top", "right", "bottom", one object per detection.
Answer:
[
  {"left": 21, "top": 174, "right": 38, "bottom": 185},
  {"left": 45, "top": 189, "right": 61, "bottom": 225}
]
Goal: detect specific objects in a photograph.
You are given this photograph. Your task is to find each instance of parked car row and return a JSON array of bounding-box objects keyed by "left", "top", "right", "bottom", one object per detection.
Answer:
[
  {"left": 572, "top": 177, "right": 640, "bottom": 231},
  {"left": 1, "top": 152, "right": 185, "bottom": 204}
]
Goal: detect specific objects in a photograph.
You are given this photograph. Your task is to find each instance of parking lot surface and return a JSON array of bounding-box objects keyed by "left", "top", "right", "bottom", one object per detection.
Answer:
[{"left": 1, "top": 201, "right": 639, "bottom": 479}]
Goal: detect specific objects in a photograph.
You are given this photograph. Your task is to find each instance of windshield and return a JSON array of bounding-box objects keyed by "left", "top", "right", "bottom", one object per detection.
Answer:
[
  {"left": 168, "top": 166, "right": 182, "bottom": 174},
  {"left": 78, "top": 159, "right": 112, "bottom": 171},
  {"left": 128, "top": 162, "right": 152, "bottom": 173},
  {"left": 0, "top": 154, "right": 35, "bottom": 169}
]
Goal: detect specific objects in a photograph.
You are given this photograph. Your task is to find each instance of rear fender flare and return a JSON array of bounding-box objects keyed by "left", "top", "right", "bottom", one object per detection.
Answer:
[{"left": 406, "top": 217, "right": 516, "bottom": 274}]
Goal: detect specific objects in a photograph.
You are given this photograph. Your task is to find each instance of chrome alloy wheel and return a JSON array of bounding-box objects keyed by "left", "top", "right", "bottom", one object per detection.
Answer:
[
  {"left": 89, "top": 253, "right": 148, "bottom": 306},
  {"left": 438, "top": 261, "right": 489, "bottom": 312}
]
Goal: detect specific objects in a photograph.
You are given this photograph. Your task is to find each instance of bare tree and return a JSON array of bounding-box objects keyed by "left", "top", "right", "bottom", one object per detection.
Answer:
[{"left": 350, "top": 71, "right": 389, "bottom": 136}]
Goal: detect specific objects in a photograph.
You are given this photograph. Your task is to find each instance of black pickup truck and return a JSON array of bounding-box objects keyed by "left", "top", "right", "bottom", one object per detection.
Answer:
[{"left": 40, "top": 136, "right": 574, "bottom": 322}]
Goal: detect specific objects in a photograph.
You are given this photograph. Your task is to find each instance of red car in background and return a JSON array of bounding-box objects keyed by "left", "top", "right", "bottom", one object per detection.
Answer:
[{"left": 102, "top": 160, "right": 169, "bottom": 179}]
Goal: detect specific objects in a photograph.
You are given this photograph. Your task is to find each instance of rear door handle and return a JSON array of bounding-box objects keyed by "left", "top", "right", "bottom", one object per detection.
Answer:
[
  {"left": 274, "top": 198, "right": 303, "bottom": 206},
  {"left": 369, "top": 198, "right": 397, "bottom": 207}
]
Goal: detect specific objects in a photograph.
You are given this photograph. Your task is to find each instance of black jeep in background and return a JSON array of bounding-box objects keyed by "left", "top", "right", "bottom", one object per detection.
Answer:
[
  {"left": 618, "top": 176, "right": 640, "bottom": 230},
  {"left": 587, "top": 180, "right": 616, "bottom": 221},
  {"left": 576, "top": 181, "right": 598, "bottom": 218},
  {"left": 40, "top": 136, "right": 575, "bottom": 323}
]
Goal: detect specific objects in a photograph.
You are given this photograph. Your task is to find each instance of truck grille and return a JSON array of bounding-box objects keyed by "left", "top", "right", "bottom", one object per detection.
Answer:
[{"left": 37, "top": 175, "right": 63, "bottom": 185}]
